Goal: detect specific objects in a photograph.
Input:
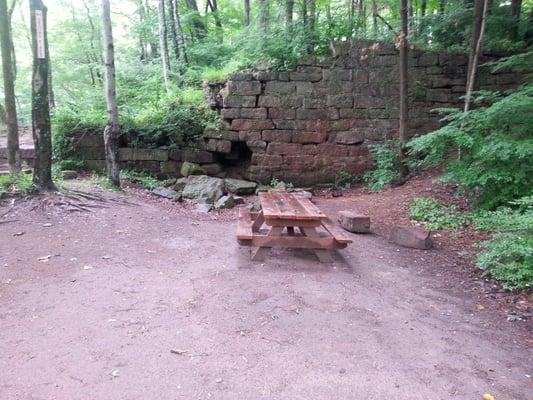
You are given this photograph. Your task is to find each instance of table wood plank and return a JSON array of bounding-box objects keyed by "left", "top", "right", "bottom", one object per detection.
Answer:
[{"left": 259, "top": 192, "right": 326, "bottom": 221}]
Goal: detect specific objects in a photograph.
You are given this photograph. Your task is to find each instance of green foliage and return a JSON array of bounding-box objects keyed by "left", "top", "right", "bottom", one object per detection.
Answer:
[
  {"left": 474, "top": 196, "right": 533, "bottom": 290},
  {"left": 0, "top": 173, "right": 33, "bottom": 197},
  {"left": 335, "top": 171, "right": 361, "bottom": 189},
  {"left": 364, "top": 143, "right": 402, "bottom": 191},
  {"left": 408, "top": 86, "right": 533, "bottom": 209},
  {"left": 120, "top": 169, "right": 172, "bottom": 190},
  {"left": 476, "top": 233, "right": 533, "bottom": 290},
  {"left": 409, "top": 197, "right": 467, "bottom": 230}
]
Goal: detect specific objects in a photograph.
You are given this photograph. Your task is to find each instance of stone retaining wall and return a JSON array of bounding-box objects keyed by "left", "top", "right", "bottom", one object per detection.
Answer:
[
  {"left": 72, "top": 40, "right": 523, "bottom": 185},
  {"left": 203, "top": 40, "right": 522, "bottom": 185}
]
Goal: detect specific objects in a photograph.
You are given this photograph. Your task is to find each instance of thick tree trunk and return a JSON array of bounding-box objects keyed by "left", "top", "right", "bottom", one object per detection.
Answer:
[
  {"left": 30, "top": 0, "right": 54, "bottom": 189},
  {"left": 101, "top": 0, "right": 120, "bottom": 186},
  {"left": 0, "top": 0, "right": 20, "bottom": 173},
  {"left": 398, "top": 0, "right": 409, "bottom": 176},
  {"left": 167, "top": 0, "right": 180, "bottom": 60},
  {"left": 185, "top": 0, "right": 207, "bottom": 39},
  {"left": 284, "top": 0, "right": 293, "bottom": 33},
  {"left": 464, "top": 0, "right": 489, "bottom": 113},
  {"left": 158, "top": 0, "right": 171, "bottom": 91}
]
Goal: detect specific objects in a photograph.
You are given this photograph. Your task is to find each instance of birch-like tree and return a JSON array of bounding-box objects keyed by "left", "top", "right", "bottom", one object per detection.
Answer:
[
  {"left": 101, "top": 0, "right": 120, "bottom": 186},
  {"left": 0, "top": 0, "right": 20, "bottom": 173},
  {"left": 158, "top": 0, "right": 171, "bottom": 91}
]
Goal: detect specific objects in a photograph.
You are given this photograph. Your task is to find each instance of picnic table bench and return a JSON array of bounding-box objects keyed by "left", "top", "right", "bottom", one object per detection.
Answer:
[{"left": 237, "top": 191, "right": 352, "bottom": 262}]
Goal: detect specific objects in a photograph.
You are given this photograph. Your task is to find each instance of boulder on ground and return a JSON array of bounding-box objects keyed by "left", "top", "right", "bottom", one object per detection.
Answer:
[
  {"left": 196, "top": 202, "right": 213, "bottom": 213},
  {"left": 152, "top": 187, "right": 181, "bottom": 202},
  {"left": 61, "top": 170, "right": 78, "bottom": 180},
  {"left": 172, "top": 177, "right": 188, "bottom": 192},
  {"left": 182, "top": 175, "right": 224, "bottom": 203},
  {"left": 181, "top": 161, "right": 205, "bottom": 177},
  {"left": 224, "top": 178, "right": 257, "bottom": 195},
  {"left": 390, "top": 226, "right": 432, "bottom": 250},
  {"left": 338, "top": 211, "right": 370, "bottom": 233},
  {"left": 214, "top": 195, "right": 235, "bottom": 209}
]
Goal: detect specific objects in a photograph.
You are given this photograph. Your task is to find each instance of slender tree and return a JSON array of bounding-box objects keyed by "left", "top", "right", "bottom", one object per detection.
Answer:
[
  {"left": 464, "top": 0, "right": 489, "bottom": 113},
  {"left": 259, "top": 0, "right": 269, "bottom": 33},
  {"left": 398, "top": 0, "right": 409, "bottom": 176},
  {"left": 158, "top": 0, "right": 171, "bottom": 91},
  {"left": 101, "top": 0, "right": 120, "bottom": 186},
  {"left": 510, "top": 0, "right": 522, "bottom": 40},
  {"left": 307, "top": 0, "right": 316, "bottom": 52},
  {"left": 284, "top": 0, "right": 293, "bottom": 34},
  {"left": 244, "top": 0, "right": 250, "bottom": 26},
  {"left": 167, "top": 0, "right": 180, "bottom": 60},
  {"left": 185, "top": 0, "right": 207, "bottom": 39},
  {"left": 30, "top": 0, "right": 54, "bottom": 189},
  {"left": 371, "top": 0, "right": 378, "bottom": 35},
  {"left": 0, "top": 0, "right": 20, "bottom": 173},
  {"left": 172, "top": 0, "right": 188, "bottom": 64}
]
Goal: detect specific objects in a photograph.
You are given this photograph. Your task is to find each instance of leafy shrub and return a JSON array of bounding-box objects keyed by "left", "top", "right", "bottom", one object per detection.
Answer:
[
  {"left": 0, "top": 173, "right": 33, "bottom": 197},
  {"left": 407, "top": 85, "right": 533, "bottom": 209},
  {"left": 364, "top": 143, "right": 402, "bottom": 191},
  {"left": 120, "top": 169, "right": 172, "bottom": 190},
  {"left": 476, "top": 232, "right": 533, "bottom": 290},
  {"left": 409, "top": 197, "right": 467, "bottom": 230},
  {"left": 335, "top": 171, "right": 361, "bottom": 189}
]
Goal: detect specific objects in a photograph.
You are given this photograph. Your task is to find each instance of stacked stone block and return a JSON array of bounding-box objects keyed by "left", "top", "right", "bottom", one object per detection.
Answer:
[{"left": 203, "top": 40, "right": 522, "bottom": 185}]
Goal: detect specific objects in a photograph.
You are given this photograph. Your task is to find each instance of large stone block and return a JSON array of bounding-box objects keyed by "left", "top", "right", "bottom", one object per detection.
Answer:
[
  {"left": 292, "top": 131, "right": 327, "bottom": 144},
  {"left": 417, "top": 52, "right": 439, "bottom": 67},
  {"left": 75, "top": 133, "right": 104, "bottom": 148},
  {"left": 168, "top": 149, "right": 182, "bottom": 161},
  {"left": 258, "top": 95, "right": 302, "bottom": 108},
  {"left": 296, "top": 81, "right": 314, "bottom": 95},
  {"left": 267, "top": 142, "right": 303, "bottom": 155},
  {"left": 238, "top": 130, "right": 262, "bottom": 141},
  {"left": 240, "top": 108, "right": 268, "bottom": 119},
  {"left": 160, "top": 161, "right": 182, "bottom": 175},
  {"left": 303, "top": 98, "right": 327, "bottom": 109},
  {"left": 339, "top": 108, "right": 368, "bottom": 119},
  {"left": 203, "top": 128, "right": 239, "bottom": 141},
  {"left": 338, "top": 211, "right": 371, "bottom": 233},
  {"left": 268, "top": 108, "right": 296, "bottom": 119},
  {"left": 332, "top": 131, "right": 365, "bottom": 145},
  {"left": 79, "top": 146, "right": 105, "bottom": 160},
  {"left": 228, "top": 72, "right": 253, "bottom": 81},
  {"left": 262, "top": 130, "right": 292, "bottom": 143},
  {"left": 182, "top": 150, "right": 215, "bottom": 163},
  {"left": 254, "top": 71, "right": 279, "bottom": 81},
  {"left": 118, "top": 148, "right": 168, "bottom": 162},
  {"left": 220, "top": 108, "right": 240, "bottom": 119},
  {"left": 323, "top": 68, "right": 352, "bottom": 81},
  {"left": 273, "top": 120, "right": 298, "bottom": 130},
  {"left": 264, "top": 81, "right": 296, "bottom": 95},
  {"left": 296, "top": 109, "right": 330, "bottom": 120},
  {"left": 231, "top": 119, "right": 274, "bottom": 131},
  {"left": 224, "top": 178, "right": 257, "bottom": 195},
  {"left": 227, "top": 80, "right": 262, "bottom": 96},
  {"left": 326, "top": 94, "right": 353, "bottom": 108},
  {"left": 205, "top": 139, "right": 232, "bottom": 153},
  {"left": 390, "top": 226, "right": 433, "bottom": 249},
  {"left": 290, "top": 71, "right": 322, "bottom": 82},
  {"left": 223, "top": 95, "right": 257, "bottom": 108},
  {"left": 182, "top": 175, "right": 225, "bottom": 204},
  {"left": 246, "top": 140, "right": 267, "bottom": 151},
  {"left": 251, "top": 153, "right": 283, "bottom": 166}
]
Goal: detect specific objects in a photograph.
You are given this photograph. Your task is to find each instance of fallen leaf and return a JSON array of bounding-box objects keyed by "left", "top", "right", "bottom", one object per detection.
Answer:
[
  {"left": 43, "top": 223, "right": 53, "bottom": 227},
  {"left": 13, "top": 232, "right": 25, "bottom": 237},
  {"left": 38, "top": 255, "right": 53, "bottom": 262},
  {"left": 170, "top": 349, "right": 187, "bottom": 355}
]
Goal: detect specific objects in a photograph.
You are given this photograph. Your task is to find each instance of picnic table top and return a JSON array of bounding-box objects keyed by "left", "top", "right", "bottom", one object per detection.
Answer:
[{"left": 258, "top": 191, "right": 328, "bottom": 221}]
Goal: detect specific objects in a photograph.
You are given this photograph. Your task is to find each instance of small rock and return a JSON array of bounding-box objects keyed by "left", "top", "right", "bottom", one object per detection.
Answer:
[
  {"left": 152, "top": 187, "right": 181, "bottom": 202},
  {"left": 294, "top": 190, "right": 313, "bottom": 199},
  {"left": 247, "top": 200, "right": 262, "bottom": 212},
  {"left": 389, "top": 226, "right": 432, "bottom": 250},
  {"left": 338, "top": 211, "right": 370, "bottom": 233},
  {"left": 182, "top": 175, "right": 224, "bottom": 203},
  {"left": 43, "top": 223, "right": 53, "bottom": 227},
  {"left": 111, "top": 369, "right": 120, "bottom": 378},
  {"left": 61, "top": 170, "right": 78, "bottom": 180},
  {"left": 13, "top": 231, "right": 25, "bottom": 236},
  {"left": 180, "top": 161, "right": 205, "bottom": 177},
  {"left": 255, "top": 185, "right": 270, "bottom": 194},
  {"left": 233, "top": 196, "right": 245, "bottom": 205},
  {"left": 214, "top": 195, "right": 235, "bottom": 209},
  {"left": 196, "top": 203, "right": 213, "bottom": 213},
  {"left": 224, "top": 178, "right": 257, "bottom": 195}
]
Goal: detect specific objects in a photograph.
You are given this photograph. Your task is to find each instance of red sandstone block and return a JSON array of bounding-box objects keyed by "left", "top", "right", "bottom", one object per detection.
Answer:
[
  {"left": 267, "top": 142, "right": 303, "bottom": 155},
  {"left": 292, "top": 131, "right": 327, "bottom": 144},
  {"left": 316, "top": 143, "right": 349, "bottom": 156},
  {"left": 262, "top": 130, "right": 292, "bottom": 143},
  {"left": 338, "top": 211, "right": 371, "bottom": 233},
  {"left": 231, "top": 119, "right": 274, "bottom": 131},
  {"left": 268, "top": 108, "right": 296, "bottom": 119},
  {"left": 389, "top": 226, "right": 433, "bottom": 249},
  {"left": 251, "top": 153, "right": 283, "bottom": 166}
]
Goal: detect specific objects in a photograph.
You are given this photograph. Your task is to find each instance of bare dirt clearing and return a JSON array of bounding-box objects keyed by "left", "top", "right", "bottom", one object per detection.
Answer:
[{"left": 1, "top": 179, "right": 531, "bottom": 400}]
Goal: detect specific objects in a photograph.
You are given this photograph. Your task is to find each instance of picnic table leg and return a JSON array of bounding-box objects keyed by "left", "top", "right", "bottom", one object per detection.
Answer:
[
  {"left": 287, "top": 227, "right": 295, "bottom": 236},
  {"left": 251, "top": 226, "right": 284, "bottom": 261},
  {"left": 251, "top": 211, "right": 265, "bottom": 232},
  {"left": 299, "top": 227, "right": 334, "bottom": 263}
]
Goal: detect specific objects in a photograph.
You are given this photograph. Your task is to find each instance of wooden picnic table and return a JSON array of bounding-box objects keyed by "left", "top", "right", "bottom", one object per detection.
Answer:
[{"left": 237, "top": 191, "right": 352, "bottom": 262}]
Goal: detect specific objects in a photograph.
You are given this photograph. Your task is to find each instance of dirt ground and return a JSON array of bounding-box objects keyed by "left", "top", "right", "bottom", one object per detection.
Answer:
[{"left": 1, "top": 177, "right": 532, "bottom": 400}]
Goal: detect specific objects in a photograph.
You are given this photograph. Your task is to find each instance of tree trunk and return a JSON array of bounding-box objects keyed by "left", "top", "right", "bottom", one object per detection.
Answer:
[
  {"left": 510, "top": 0, "right": 522, "bottom": 40},
  {"left": 0, "top": 0, "right": 20, "bottom": 173},
  {"left": 172, "top": 0, "right": 188, "bottom": 64},
  {"left": 101, "top": 0, "right": 120, "bottom": 186},
  {"left": 398, "top": 0, "right": 409, "bottom": 176},
  {"left": 30, "top": 0, "right": 54, "bottom": 189},
  {"left": 464, "top": 0, "right": 489, "bottom": 113},
  {"left": 359, "top": 0, "right": 366, "bottom": 33},
  {"left": 185, "top": 0, "right": 207, "bottom": 39},
  {"left": 259, "top": 0, "right": 269, "bottom": 34},
  {"left": 307, "top": 0, "right": 316, "bottom": 52},
  {"left": 167, "top": 0, "right": 180, "bottom": 60},
  {"left": 284, "top": 0, "right": 293, "bottom": 33},
  {"left": 158, "top": 0, "right": 171, "bottom": 91},
  {"left": 371, "top": 0, "right": 378, "bottom": 35},
  {"left": 243, "top": 0, "right": 250, "bottom": 26},
  {"left": 207, "top": 0, "right": 222, "bottom": 42}
]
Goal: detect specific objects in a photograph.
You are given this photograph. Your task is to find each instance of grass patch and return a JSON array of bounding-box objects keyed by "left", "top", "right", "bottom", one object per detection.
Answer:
[
  {"left": 0, "top": 173, "right": 33, "bottom": 197},
  {"left": 409, "top": 197, "right": 467, "bottom": 230}
]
